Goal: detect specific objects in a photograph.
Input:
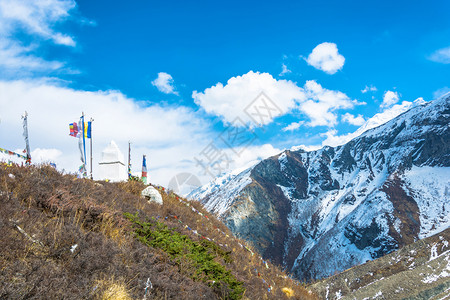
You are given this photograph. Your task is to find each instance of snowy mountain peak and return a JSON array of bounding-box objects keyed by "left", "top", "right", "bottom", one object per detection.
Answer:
[{"left": 193, "top": 95, "right": 450, "bottom": 281}]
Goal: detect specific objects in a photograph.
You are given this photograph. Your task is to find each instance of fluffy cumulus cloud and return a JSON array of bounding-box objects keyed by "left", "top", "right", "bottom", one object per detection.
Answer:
[
  {"left": 302, "top": 80, "right": 355, "bottom": 127},
  {"left": 0, "top": 80, "right": 283, "bottom": 190},
  {"left": 192, "top": 71, "right": 305, "bottom": 127},
  {"left": 342, "top": 113, "right": 365, "bottom": 126},
  {"left": 428, "top": 46, "right": 450, "bottom": 64},
  {"left": 0, "top": 0, "right": 77, "bottom": 74},
  {"left": 306, "top": 42, "right": 345, "bottom": 74},
  {"left": 381, "top": 90, "right": 399, "bottom": 108},
  {"left": 193, "top": 71, "right": 357, "bottom": 128},
  {"left": 0, "top": 79, "right": 210, "bottom": 187},
  {"left": 152, "top": 72, "right": 178, "bottom": 95}
]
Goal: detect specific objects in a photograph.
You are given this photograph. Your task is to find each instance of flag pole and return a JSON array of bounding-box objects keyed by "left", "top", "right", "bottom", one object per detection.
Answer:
[
  {"left": 90, "top": 117, "right": 94, "bottom": 179},
  {"left": 128, "top": 141, "right": 131, "bottom": 179},
  {"left": 82, "top": 112, "right": 87, "bottom": 178}
]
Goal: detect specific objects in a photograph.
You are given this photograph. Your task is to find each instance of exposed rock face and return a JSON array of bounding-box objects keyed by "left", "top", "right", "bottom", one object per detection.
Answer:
[{"left": 191, "top": 94, "right": 450, "bottom": 281}]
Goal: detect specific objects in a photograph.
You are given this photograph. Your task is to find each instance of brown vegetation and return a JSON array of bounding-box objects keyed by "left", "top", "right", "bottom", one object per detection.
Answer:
[{"left": 0, "top": 163, "right": 315, "bottom": 299}]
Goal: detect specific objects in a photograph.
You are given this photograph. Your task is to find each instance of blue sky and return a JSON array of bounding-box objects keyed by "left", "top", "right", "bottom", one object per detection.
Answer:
[{"left": 0, "top": 0, "right": 449, "bottom": 191}]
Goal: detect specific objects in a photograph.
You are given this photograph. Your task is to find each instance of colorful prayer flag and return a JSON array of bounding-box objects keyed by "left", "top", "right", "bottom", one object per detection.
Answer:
[
  {"left": 142, "top": 155, "right": 147, "bottom": 184},
  {"left": 22, "top": 112, "right": 31, "bottom": 164},
  {"left": 0, "top": 147, "right": 27, "bottom": 160},
  {"left": 69, "top": 122, "right": 79, "bottom": 137},
  {"left": 84, "top": 121, "right": 91, "bottom": 138},
  {"left": 70, "top": 121, "right": 91, "bottom": 138}
]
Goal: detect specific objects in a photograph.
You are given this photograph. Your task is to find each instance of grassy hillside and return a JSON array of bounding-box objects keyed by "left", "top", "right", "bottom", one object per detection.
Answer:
[{"left": 0, "top": 163, "right": 315, "bottom": 300}]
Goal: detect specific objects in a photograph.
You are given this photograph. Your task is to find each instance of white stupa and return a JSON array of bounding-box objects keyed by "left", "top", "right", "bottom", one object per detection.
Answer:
[{"left": 98, "top": 140, "right": 127, "bottom": 182}]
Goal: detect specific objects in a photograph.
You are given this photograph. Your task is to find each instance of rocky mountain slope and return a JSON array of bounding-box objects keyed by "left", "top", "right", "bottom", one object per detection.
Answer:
[
  {"left": 190, "top": 94, "right": 450, "bottom": 282},
  {"left": 309, "top": 227, "right": 450, "bottom": 300}
]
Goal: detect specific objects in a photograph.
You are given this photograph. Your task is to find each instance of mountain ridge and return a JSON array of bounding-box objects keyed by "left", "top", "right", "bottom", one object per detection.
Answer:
[{"left": 191, "top": 94, "right": 450, "bottom": 281}]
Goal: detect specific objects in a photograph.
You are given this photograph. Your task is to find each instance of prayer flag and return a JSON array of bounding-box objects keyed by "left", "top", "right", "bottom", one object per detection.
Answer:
[
  {"left": 84, "top": 121, "right": 91, "bottom": 138},
  {"left": 142, "top": 155, "right": 147, "bottom": 184},
  {"left": 70, "top": 121, "right": 91, "bottom": 138},
  {"left": 69, "top": 122, "right": 79, "bottom": 137}
]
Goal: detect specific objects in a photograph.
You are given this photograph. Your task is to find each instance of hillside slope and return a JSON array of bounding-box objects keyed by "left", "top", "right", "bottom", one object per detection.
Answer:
[
  {"left": 309, "top": 227, "right": 450, "bottom": 299},
  {"left": 191, "top": 94, "right": 450, "bottom": 282},
  {"left": 0, "top": 163, "right": 314, "bottom": 299}
]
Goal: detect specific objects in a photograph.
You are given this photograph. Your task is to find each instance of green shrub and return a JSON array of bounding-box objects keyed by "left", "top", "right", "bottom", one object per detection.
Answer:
[{"left": 124, "top": 212, "right": 245, "bottom": 300}]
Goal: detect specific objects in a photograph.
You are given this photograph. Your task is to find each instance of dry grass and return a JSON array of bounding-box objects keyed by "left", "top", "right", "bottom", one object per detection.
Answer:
[
  {"left": 282, "top": 287, "right": 295, "bottom": 297},
  {"left": 95, "top": 278, "right": 132, "bottom": 300},
  {"left": 0, "top": 163, "right": 316, "bottom": 299}
]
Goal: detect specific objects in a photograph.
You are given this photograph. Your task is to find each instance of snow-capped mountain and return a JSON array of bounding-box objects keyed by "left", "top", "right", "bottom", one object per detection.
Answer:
[{"left": 190, "top": 94, "right": 450, "bottom": 281}]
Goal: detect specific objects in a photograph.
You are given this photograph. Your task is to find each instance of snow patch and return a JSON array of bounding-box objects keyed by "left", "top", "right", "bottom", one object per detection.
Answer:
[
  {"left": 430, "top": 243, "right": 439, "bottom": 261},
  {"left": 278, "top": 152, "right": 288, "bottom": 171},
  {"left": 191, "top": 167, "right": 253, "bottom": 217},
  {"left": 402, "top": 166, "right": 450, "bottom": 238},
  {"left": 373, "top": 291, "right": 383, "bottom": 298},
  {"left": 422, "top": 256, "right": 450, "bottom": 283}
]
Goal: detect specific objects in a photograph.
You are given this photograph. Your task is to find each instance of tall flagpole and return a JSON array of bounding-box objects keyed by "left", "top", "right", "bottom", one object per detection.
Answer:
[
  {"left": 90, "top": 118, "right": 94, "bottom": 179},
  {"left": 82, "top": 112, "right": 87, "bottom": 178}
]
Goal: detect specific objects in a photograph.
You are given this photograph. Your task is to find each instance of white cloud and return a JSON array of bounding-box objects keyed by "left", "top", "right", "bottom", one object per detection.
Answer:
[
  {"left": 282, "top": 121, "right": 304, "bottom": 132},
  {"left": 342, "top": 113, "right": 365, "bottom": 126},
  {"left": 302, "top": 80, "right": 355, "bottom": 127},
  {"left": 193, "top": 71, "right": 357, "bottom": 128},
  {"left": 433, "top": 87, "right": 450, "bottom": 99},
  {"left": 230, "top": 143, "right": 281, "bottom": 172},
  {"left": 0, "top": 79, "right": 286, "bottom": 193},
  {"left": 321, "top": 98, "right": 426, "bottom": 147},
  {"left": 305, "top": 42, "right": 345, "bottom": 74},
  {"left": 152, "top": 72, "right": 178, "bottom": 95},
  {"left": 0, "top": 79, "right": 211, "bottom": 187},
  {"left": 361, "top": 85, "right": 377, "bottom": 93},
  {"left": 31, "top": 148, "right": 63, "bottom": 163},
  {"left": 428, "top": 46, "right": 450, "bottom": 64},
  {"left": 0, "top": 39, "right": 64, "bottom": 73},
  {"left": 279, "top": 63, "right": 291, "bottom": 76},
  {"left": 0, "top": 0, "right": 76, "bottom": 45},
  {"left": 0, "top": 0, "right": 78, "bottom": 75},
  {"left": 192, "top": 71, "right": 305, "bottom": 127},
  {"left": 290, "top": 144, "right": 322, "bottom": 152},
  {"left": 381, "top": 90, "right": 399, "bottom": 108}
]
